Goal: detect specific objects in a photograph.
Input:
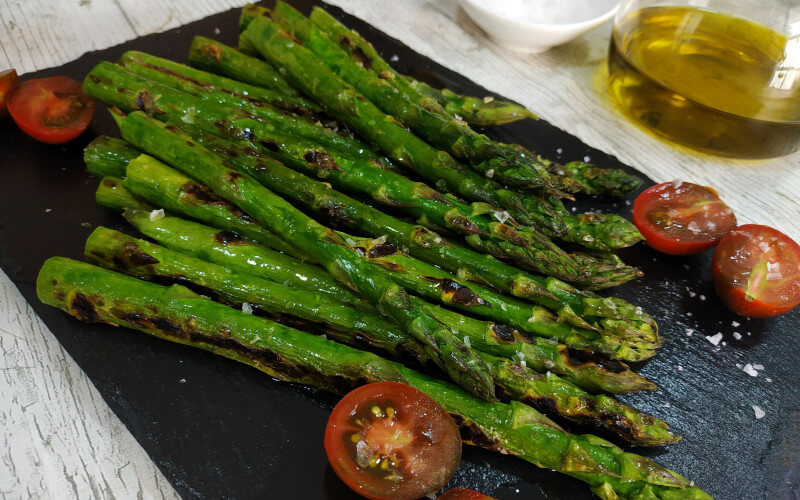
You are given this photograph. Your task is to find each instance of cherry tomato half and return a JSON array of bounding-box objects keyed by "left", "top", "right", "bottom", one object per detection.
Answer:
[
  {"left": 712, "top": 224, "right": 800, "bottom": 317},
  {"left": 7, "top": 76, "right": 95, "bottom": 144},
  {"left": 0, "top": 69, "right": 19, "bottom": 118},
  {"left": 324, "top": 382, "right": 461, "bottom": 500},
  {"left": 632, "top": 181, "right": 736, "bottom": 255},
  {"left": 439, "top": 487, "right": 497, "bottom": 500}
]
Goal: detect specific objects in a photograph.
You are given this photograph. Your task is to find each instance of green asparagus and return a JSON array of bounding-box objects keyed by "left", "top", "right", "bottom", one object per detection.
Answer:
[
  {"left": 85, "top": 226, "right": 674, "bottom": 446},
  {"left": 118, "top": 50, "right": 321, "bottom": 115},
  {"left": 37, "top": 258, "right": 711, "bottom": 499},
  {"left": 117, "top": 206, "right": 656, "bottom": 392},
  {"left": 272, "top": 2, "right": 571, "bottom": 193},
  {"left": 115, "top": 110, "right": 497, "bottom": 400},
  {"left": 81, "top": 130, "right": 658, "bottom": 356},
  {"left": 188, "top": 35, "right": 297, "bottom": 96}
]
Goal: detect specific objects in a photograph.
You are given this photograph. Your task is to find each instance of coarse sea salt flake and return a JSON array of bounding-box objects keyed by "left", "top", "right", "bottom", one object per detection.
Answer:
[
  {"left": 483, "top": 96, "right": 494, "bottom": 103},
  {"left": 742, "top": 363, "right": 758, "bottom": 377},
  {"left": 149, "top": 209, "right": 165, "bottom": 221},
  {"left": 463, "top": 336, "right": 471, "bottom": 348},
  {"left": 732, "top": 321, "right": 740, "bottom": 327},
  {"left": 241, "top": 302, "right": 253, "bottom": 314},
  {"left": 705, "top": 332, "right": 722, "bottom": 345},
  {"left": 752, "top": 364, "right": 764, "bottom": 370},
  {"left": 699, "top": 294, "right": 706, "bottom": 301},
  {"left": 759, "top": 241, "right": 770, "bottom": 252},
  {"left": 685, "top": 328, "right": 694, "bottom": 336},
  {"left": 493, "top": 210, "right": 510, "bottom": 223},
  {"left": 677, "top": 365, "right": 684, "bottom": 371},
  {"left": 485, "top": 168, "right": 495, "bottom": 178},
  {"left": 733, "top": 332, "right": 742, "bottom": 340},
  {"left": 753, "top": 405, "right": 765, "bottom": 419}
]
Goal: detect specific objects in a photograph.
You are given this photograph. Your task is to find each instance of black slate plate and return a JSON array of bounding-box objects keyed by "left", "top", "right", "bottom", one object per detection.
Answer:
[{"left": 1, "top": 2, "right": 798, "bottom": 499}]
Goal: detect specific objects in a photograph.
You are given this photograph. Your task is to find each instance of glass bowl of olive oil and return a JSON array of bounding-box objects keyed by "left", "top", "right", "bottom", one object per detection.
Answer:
[{"left": 608, "top": 0, "right": 800, "bottom": 158}]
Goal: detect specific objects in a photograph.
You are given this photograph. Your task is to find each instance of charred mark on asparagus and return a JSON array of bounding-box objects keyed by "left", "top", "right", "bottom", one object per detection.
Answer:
[
  {"left": 69, "top": 293, "right": 101, "bottom": 322},
  {"left": 304, "top": 150, "right": 342, "bottom": 172},
  {"left": 449, "top": 413, "right": 506, "bottom": 452},
  {"left": 421, "top": 276, "right": 489, "bottom": 307},
  {"left": 565, "top": 347, "right": 627, "bottom": 374}
]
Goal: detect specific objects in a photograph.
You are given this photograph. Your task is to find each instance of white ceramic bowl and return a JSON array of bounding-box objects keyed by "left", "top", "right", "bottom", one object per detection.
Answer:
[{"left": 458, "top": 0, "right": 620, "bottom": 53}]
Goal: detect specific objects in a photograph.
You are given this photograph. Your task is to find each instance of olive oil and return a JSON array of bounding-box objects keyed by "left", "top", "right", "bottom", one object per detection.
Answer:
[{"left": 608, "top": 7, "right": 800, "bottom": 158}]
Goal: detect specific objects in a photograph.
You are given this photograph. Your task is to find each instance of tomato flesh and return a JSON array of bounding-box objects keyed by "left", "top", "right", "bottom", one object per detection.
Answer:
[
  {"left": 7, "top": 76, "right": 95, "bottom": 144},
  {"left": 712, "top": 224, "right": 800, "bottom": 317},
  {"left": 324, "top": 382, "right": 461, "bottom": 500},
  {"left": 0, "top": 69, "right": 19, "bottom": 118},
  {"left": 439, "top": 487, "right": 496, "bottom": 500},
  {"left": 632, "top": 181, "right": 736, "bottom": 255}
]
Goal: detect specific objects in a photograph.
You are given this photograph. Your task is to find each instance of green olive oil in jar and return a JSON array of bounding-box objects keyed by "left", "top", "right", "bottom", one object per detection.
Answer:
[{"left": 608, "top": 6, "right": 800, "bottom": 158}]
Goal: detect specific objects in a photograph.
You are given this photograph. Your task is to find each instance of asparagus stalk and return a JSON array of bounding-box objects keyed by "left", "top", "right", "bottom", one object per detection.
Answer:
[
  {"left": 96, "top": 176, "right": 150, "bottom": 212},
  {"left": 118, "top": 50, "right": 321, "bottom": 115},
  {"left": 83, "top": 130, "right": 658, "bottom": 361},
  {"left": 38, "top": 258, "right": 711, "bottom": 499},
  {"left": 170, "top": 116, "right": 639, "bottom": 288},
  {"left": 101, "top": 48, "right": 640, "bottom": 253},
  {"left": 187, "top": 35, "right": 297, "bottom": 96},
  {"left": 110, "top": 48, "right": 637, "bottom": 285},
  {"left": 120, "top": 146, "right": 309, "bottom": 261},
  {"left": 271, "top": 2, "right": 572, "bottom": 193},
  {"left": 405, "top": 76, "right": 535, "bottom": 127},
  {"left": 303, "top": 4, "right": 642, "bottom": 197},
  {"left": 241, "top": 3, "right": 534, "bottom": 127},
  {"left": 115, "top": 110, "right": 497, "bottom": 400},
  {"left": 85, "top": 136, "right": 141, "bottom": 178},
  {"left": 180, "top": 126, "right": 657, "bottom": 348},
  {"left": 119, "top": 207, "right": 655, "bottom": 392},
  {"left": 85, "top": 227, "right": 674, "bottom": 446},
  {"left": 86, "top": 61, "right": 392, "bottom": 168}
]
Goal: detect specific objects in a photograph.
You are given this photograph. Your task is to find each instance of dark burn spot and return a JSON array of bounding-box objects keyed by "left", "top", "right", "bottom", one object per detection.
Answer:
[
  {"left": 421, "top": 277, "right": 488, "bottom": 307},
  {"left": 367, "top": 243, "right": 397, "bottom": 258},
  {"left": 226, "top": 148, "right": 240, "bottom": 158},
  {"left": 51, "top": 279, "right": 58, "bottom": 286},
  {"left": 214, "top": 231, "right": 247, "bottom": 245},
  {"left": 242, "top": 147, "right": 261, "bottom": 157},
  {"left": 116, "top": 87, "right": 132, "bottom": 95},
  {"left": 164, "top": 125, "right": 179, "bottom": 133},
  {"left": 183, "top": 183, "right": 226, "bottom": 205},
  {"left": 449, "top": 414, "right": 505, "bottom": 452},
  {"left": 186, "top": 140, "right": 195, "bottom": 147},
  {"left": 351, "top": 47, "right": 372, "bottom": 68},
  {"left": 227, "top": 171, "right": 245, "bottom": 182},
  {"left": 122, "top": 241, "right": 160, "bottom": 266},
  {"left": 304, "top": 150, "right": 341, "bottom": 171},
  {"left": 260, "top": 140, "right": 279, "bottom": 152},
  {"left": 70, "top": 293, "right": 100, "bottom": 322},
  {"left": 134, "top": 90, "right": 165, "bottom": 115},
  {"left": 565, "top": 347, "right": 626, "bottom": 374},
  {"left": 491, "top": 324, "right": 515, "bottom": 342},
  {"left": 101, "top": 178, "right": 119, "bottom": 188},
  {"left": 88, "top": 75, "right": 101, "bottom": 84}
]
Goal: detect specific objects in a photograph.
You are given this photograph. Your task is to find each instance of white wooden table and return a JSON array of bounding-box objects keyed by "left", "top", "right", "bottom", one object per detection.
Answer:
[{"left": 2, "top": 0, "right": 799, "bottom": 497}]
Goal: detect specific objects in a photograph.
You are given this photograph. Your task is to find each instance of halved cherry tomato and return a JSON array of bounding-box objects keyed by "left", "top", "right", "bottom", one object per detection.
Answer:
[
  {"left": 0, "top": 69, "right": 19, "bottom": 118},
  {"left": 439, "top": 487, "right": 496, "bottom": 500},
  {"left": 632, "top": 181, "right": 736, "bottom": 255},
  {"left": 324, "top": 382, "right": 461, "bottom": 500},
  {"left": 712, "top": 224, "right": 800, "bottom": 317},
  {"left": 7, "top": 76, "right": 95, "bottom": 144}
]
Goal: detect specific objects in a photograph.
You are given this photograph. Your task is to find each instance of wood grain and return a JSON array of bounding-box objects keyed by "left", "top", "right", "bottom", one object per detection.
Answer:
[{"left": 2, "top": 0, "right": 799, "bottom": 497}]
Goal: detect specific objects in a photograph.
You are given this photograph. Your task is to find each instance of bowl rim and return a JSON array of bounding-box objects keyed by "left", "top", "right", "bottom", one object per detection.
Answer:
[{"left": 459, "top": 0, "right": 619, "bottom": 31}]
